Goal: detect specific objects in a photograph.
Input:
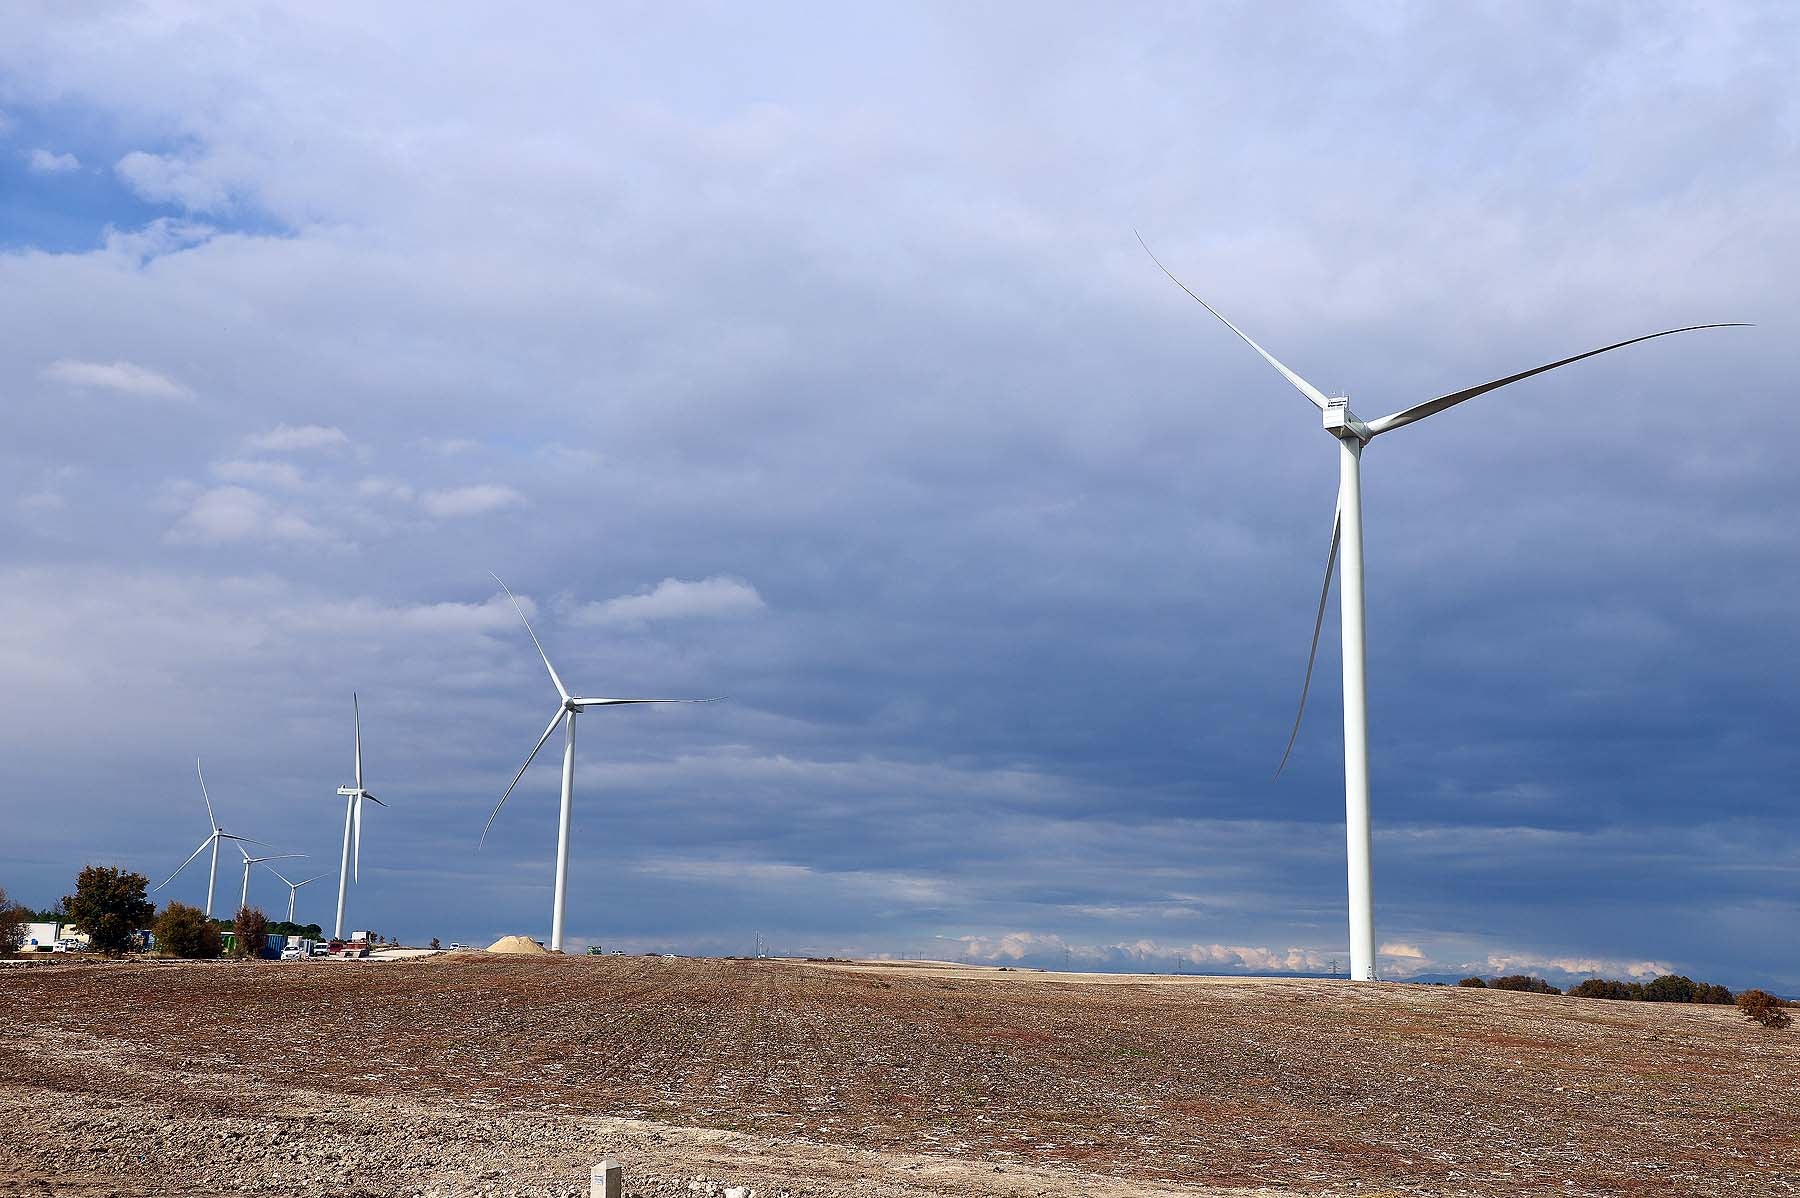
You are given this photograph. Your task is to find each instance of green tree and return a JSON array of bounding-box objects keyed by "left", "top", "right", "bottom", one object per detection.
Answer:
[
  {"left": 1490, "top": 974, "right": 1561, "bottom": 994},
  {"left": 153, "top": 902, "right": 222, "bottom": 958},
  {"left": 1642, "top": 974, "right": 1697, "bottom": 1003},
  {"left": 1456, "top": 976, "right": 1487, "bottom": 988},
  {"left": 62, "top": 866, "right": 155, "bottom": 956},
  {"left": 232, "top": 906, "right": 269, "bottom": 959},
  {"left": 0, "top": 885, "right": 29, "bottom": 955}
]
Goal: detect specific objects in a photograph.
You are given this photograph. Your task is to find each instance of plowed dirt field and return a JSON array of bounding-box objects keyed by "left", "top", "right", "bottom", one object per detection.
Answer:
[{"left": 1, "top": 954, "right": 1794, "bottom": 1197}]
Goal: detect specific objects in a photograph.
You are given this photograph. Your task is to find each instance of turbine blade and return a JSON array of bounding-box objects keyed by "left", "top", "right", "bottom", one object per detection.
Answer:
[
  {"left": 1136, "top": 231, "right": 1330, "bottom": 412},
  {"left": 363, "top": 793, "right": 387, "bottom": 807},
  {"left": 1364, "top": 323, "right": 1750, "bottom": 436},
  {"left": 1275, "top": 505, "right": 1341, "bottom": 779},
  {"left": 353, "top": 692, "right": 364, "bottom": 791},
  {"left": 266, "top": 866, "right": 295, "bottom": 888},
  {"left": 196, "top": 758, "right": 218, "bottom": 829},
  {"left": 217, "top": 833, "right": 274, "bottom": 848},
  {"left": 298, "top": 873, "right": 331, "bottom": 887},
  {"left": 352, "top": 795, "right": 362, "bottom": 883},
  {"left": 570, "top": 696, "right": 724, "bottom": 707},
  {"left": 480, "top": 707, "right": 567, "bottom": 848},
  {"left": 155, "top": 838, "right": 214, "bottom": 891},
  {"left": 490, "top": 571, "right": 570, "bottom": 701}
]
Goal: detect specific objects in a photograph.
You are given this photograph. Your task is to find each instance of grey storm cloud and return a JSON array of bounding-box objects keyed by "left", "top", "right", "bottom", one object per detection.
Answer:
[{"left": 0, "top": 2, "right": 1793, "bottom": 990}]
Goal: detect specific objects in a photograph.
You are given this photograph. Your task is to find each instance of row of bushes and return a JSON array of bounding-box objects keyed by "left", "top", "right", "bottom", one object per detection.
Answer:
[
  {"left": 1457, "top": 971, "right": 1790, "bottom": 1028},
  {"left": 1458, "top": 972, "right": 1735, "bottom": 1003}
]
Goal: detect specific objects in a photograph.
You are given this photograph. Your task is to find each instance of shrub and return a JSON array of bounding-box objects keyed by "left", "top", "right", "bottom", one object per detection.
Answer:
[
  {"left": 1735, "top": 990, "right": 1791, "bottom": 1030},
  {"left": 154, "top": 902, "right": 222, "bottom": 959},
  {"left": 63, "top": 866, "right": 155, "bottom": 956},
  {"left": 0, "top": 886, "right": 29, "bottom": 955},
  {"left": 232, "top": 907, "right": 269, "bottom": 959},
  {"left": 1694, "top": 982, "right": 1735, "bottom": 1005},
  {"left": 1457, "top": 976, "right": 1487, "bottom": 988},
  {"left": 1490, "top": 975, "right": 1561, "bottom": 995}
]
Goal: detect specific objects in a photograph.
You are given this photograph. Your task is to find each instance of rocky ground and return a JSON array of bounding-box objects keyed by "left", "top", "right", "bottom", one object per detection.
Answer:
[{"left": 0, "top": 954, "right": 1794, "bottom": 1196}]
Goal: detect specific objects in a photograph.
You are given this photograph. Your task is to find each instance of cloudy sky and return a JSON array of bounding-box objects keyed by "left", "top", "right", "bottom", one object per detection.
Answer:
[{"left": 0, "top": 3, "right": 1793, "bottom": 990}]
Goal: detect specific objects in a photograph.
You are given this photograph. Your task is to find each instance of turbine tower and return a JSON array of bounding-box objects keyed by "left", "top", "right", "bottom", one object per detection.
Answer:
[
  {"left": 482, "top": 573, "right": 720, "bottom": 952},
  {"left": 266, "top": 866, "right": 331, "bottom": 924},
  {"left": 1141, "top": 234, "right": 1744, "bottom": 981},
  {"left": 237, "top": 845, "right": 304, "bottom": 913},
  {"left": 153, "top": 759, "right": 270, "bottom": 917},
  {"left": 331, "top": 693, "right": 385, "bottom": 940}
]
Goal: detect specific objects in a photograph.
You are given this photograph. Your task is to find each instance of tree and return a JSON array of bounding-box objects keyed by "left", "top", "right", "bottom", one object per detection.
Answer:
[
  {"left": 429, "top": 937, "right": 441, "bottom": 950},
  {"left": 1642, "top": 974, "right": 1698, "bottom": 1003},
  {"left": 154, "top": 903, "right": 222, "bottom": 958},
  {"left": 1457, "top": 976, "right": 1487, "bottom": 988},
  {"left": 62, "top": 866, "right": 155, "bottom": 956},
  {"left": 1570, "top": 978, "right": 1644, "bottom": 1001},
  {"left": 0, "top": 886, "right": 29, "bottom": 955},
  {"left": 232, "top": 907, "right": 269, "bottom": 959},
  {"left": 1490, "top": 975, "right": 1561, "bottom": 994},
  {"left": 1735, "top": 990, "right": 1791, "bottom": 1029}
]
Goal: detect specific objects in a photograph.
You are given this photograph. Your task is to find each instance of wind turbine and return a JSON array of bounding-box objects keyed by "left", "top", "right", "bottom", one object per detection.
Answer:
[
  {"left": 237, "top": 845, "right": 305, "bottom": 913},
  {"left": 153, "top": 759, "right": 271, "bottom": 917},
  {"left": 1140, "top": 234, "right": 1744, "bottom": 982},
  {"left": 481, "top": 573, "right": 721, "bottom": 952},
  {"left": 266, "top": 865, "right": 332, "bottom": 924},
  {"left": 331, "top": 693, "right": 385, "bottom": 940}
]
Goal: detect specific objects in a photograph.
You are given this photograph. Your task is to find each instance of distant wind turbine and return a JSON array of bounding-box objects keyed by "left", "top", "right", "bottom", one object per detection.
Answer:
[
  {"left": 266, "top": 865, "right": 332, "bottom": 924},
  {"left": 153, "top": 759, "right": 271, "bottom": 917},
  {"left": 481, "top": 572, "right": 721, "bottom": 952},
  {"left": 1140, "top": 233, "right": 1746, "bottom": 982},
  {"left": 331, "top": 693, "right": 386, "bottom": 940},
  {"left": 237, "top": 845, "right": 304, "bottom": 913}
]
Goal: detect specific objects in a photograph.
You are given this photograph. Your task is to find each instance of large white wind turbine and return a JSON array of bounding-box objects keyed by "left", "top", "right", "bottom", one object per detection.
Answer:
[
  {"left": 331, "top": 693, "right": 385, "bottom": 940},
  {"left": 1141, "top": 235, "right": 1745, "bottom": 982},
  {"left": 481, "top": 573, "right": 721, "bottom": 952},
  {"left": 154, "top": 760, "right": 271, "bottom": 918},
  {"left": 266, "top": 865, "right": 332, "bottom": 924},
  {"left": 237, "top": 845, "right": 305, "bottom": 914}
]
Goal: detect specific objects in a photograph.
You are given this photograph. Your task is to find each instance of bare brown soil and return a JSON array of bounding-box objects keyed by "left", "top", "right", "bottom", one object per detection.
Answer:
[{"left": 0, "top": 954, "right": 1794, "bottom": 1197}]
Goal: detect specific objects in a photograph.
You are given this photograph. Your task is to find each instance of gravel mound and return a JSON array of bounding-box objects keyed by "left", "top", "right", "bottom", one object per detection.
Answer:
[{"left": 487, "top": 934, "right": 549, "bottom": 954}]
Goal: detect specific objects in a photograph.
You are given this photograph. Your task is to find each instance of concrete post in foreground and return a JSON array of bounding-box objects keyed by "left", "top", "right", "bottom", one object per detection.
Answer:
[{"left": 592, "top": 1159, "right": 621, "bottom": 1198}]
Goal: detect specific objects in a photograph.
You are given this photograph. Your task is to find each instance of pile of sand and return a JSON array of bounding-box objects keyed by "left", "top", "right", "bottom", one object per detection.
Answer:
[{"left": 485, "top": 935, "right": 548, "bottom": 955}]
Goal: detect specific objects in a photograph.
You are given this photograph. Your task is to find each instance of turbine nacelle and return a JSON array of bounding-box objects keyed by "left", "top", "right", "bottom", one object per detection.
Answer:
[{"left": 1322, "top": 397, "right": 1370, "bottom": 443}]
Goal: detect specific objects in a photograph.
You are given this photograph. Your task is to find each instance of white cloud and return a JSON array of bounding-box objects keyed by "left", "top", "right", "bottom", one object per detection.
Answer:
[
  {"left": 356, "top": 476, "right": 414, "bottom": 501},
  {"left": 243, "top": 424, "right": 351, "bottom": 454},
  {"left": 952, "top": 931, "right": 1333, "bottom": 975},
  {"left": 166, "top": 485, "right": 329, "bottom": 545},
  {"left": 213, "top": 459, "right": 306, "bottom": 490},
  {"left": 114, "top": 149, "right": 233, "bottom": 212},
  {"left": 419, "top": 483, "right": 525, "bottom": 518},
  {"left": 571, "top": 576, "right": 766, "bottom": 627},
  {"left": 1473, "top": 951, "right": 1673, "bottom": 981},
  {"left": 416, "top": 437, "right": 482, "bottom": 456},
  {"left": 25, "top": 148, "right": 79, "bottom": 174},
  {"left": 1379, "top": 941, "right": 1427, "bottom": 960},
  {"left": 40, "top": 359, "right": 194, "bottom": 401}
]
